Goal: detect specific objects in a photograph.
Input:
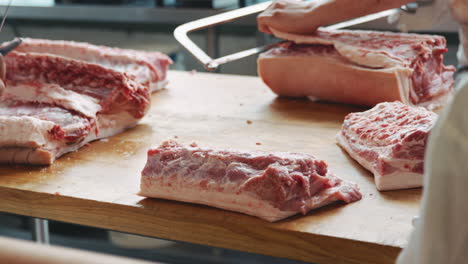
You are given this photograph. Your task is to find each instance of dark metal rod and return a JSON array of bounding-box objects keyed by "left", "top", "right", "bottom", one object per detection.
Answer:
[{"left": 32, "top": 218, "right": 50, "bottom": 245}]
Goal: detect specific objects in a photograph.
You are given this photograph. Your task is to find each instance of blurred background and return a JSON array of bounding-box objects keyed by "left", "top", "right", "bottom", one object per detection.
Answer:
[{"left": 0, "top": 1, "right": 461, "bottom": 263}]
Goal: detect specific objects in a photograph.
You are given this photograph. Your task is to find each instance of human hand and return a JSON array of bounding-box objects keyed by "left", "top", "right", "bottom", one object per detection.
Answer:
[
  {"left": 449, "top": 0, "right": 468, "bottom": 24},
  {"left": 257, "top": 0, "right": 319, "bottom": 34}
]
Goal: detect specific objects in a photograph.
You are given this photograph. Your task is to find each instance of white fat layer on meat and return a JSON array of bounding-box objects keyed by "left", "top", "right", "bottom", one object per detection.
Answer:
[
  {"left": 336, "top": 132, "right": 424, "bottom": 191},
  {"left": 333, "top": 42, "right": 405, "bottom": 69},
  {"left": 54, "top": 111, "right": 138, "bottom": 159},
  {"left": 139, "top": 143, "right": 362, "bottom": 221},
  {"left": 0, "top": 116, "right": 54, "bottom": 148},
  {"left": 271, "top": 28, "right": 411, "bottom": 69},
  {"left": 138, "top": 181, "right": 296, "bottom": 222},
  {"left": 150, "top": 80, "right": 168, "bottom": 93},
  {"left": 1, "top": 83, "right": 101, "bottom": 118},
  {"left": 96, "top": 112, "right": 139, "bottom": 137},
  {"left": 140, "top": 168, "right": 358, "bottom": 222},
  {"left": 394, "top": 67, "right": 413, "bottom": 106},
  {"left": 0, "top": 109, "right": 138, "bottom": 165},
  {"left": 375, "top": 171, "right": 423, "bottom": 191},
  {"left": 45, "top": 112, "right": 137, "bottom": 164}
]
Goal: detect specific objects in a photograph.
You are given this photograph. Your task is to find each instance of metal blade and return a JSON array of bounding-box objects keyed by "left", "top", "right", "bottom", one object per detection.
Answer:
[
  {"left": 206, "top": 41, "right": 287, "bottom": 70},
  {"left": 0, "top": 37, "right": 22, "bottom": 55},
  {"left": 325, "top": 9, "right": 399, "bottom": 30}
]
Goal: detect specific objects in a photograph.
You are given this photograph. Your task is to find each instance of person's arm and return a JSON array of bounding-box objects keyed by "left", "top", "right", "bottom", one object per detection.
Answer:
[
  {"left": 0, "top": 55, "right": 5, "bottom": 92},
  {"left": 450, "top": 0, "right": 468, "bottom": 67},
  {"left": 459, "top": 26, "right": 468, "bottom": 66},
  {"left": 0, "top": 236, "right": 158, "bottom": 264},
  {"left": 257, "top": 0, "right": 413, "bottom": 34},
  {"left": 395, "top": 69, "right": 468, "bottom": 264},
  {"left": 396, "top": 2, "right": 468, "bottom": 263}
]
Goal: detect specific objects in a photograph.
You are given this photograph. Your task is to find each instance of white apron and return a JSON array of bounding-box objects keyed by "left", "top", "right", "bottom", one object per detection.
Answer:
[{"left": 396, "top": 1, "right": 468, "bottom": 262}]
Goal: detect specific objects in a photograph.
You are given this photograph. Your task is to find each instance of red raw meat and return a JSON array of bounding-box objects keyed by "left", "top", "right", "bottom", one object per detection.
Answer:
[
  {"left": 0, "top": 39, "right": 172, "bottom": 164},
  {"left": 139, "top": 141, "right": 362, "bottom": 222},
  {"left": 337, "top": 101, "right": 437, "bottom": 191},
  {"left": 14, "top": 38, "right": 172, "bottom": 92},
  {"left": 258, "top": 28, "right": 455, "bottom": 110}
]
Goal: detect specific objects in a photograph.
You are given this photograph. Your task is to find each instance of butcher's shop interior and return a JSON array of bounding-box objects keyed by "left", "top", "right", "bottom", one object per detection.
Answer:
[{"left": 0, "top": 0, "right": 467, "bottom": 264}]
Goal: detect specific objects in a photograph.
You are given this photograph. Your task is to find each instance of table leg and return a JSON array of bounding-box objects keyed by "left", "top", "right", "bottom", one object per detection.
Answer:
[{"left": 32, "top": 218, "right": 50, "bottom": 245}]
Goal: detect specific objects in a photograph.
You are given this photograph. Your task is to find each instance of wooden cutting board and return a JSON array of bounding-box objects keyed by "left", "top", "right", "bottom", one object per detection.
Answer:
[{"left": 0, "top": 71, "right": 421, "bottom": 264}]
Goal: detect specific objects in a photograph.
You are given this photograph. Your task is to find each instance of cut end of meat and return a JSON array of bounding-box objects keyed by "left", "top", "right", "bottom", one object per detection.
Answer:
[
  {"left": 336, "top": 101, "right": 436, "bottom": 191},
  {"left": 139, "top": 140, "right": 361, "bottom": 222},
  {"left": 374, "top": 170, "right": 424, "bottom": 191},
  {"left": 4, "top": 52, "right": 151, "bottom": 119},
  {"left": 0, "top": 147, "right": 55, "bottom": 165},
  {"left": 259, "top": 28, "right": 455, "bottom": 109},
  {"left": 0, "top": 38, "right": 171, "bottom": 165}
]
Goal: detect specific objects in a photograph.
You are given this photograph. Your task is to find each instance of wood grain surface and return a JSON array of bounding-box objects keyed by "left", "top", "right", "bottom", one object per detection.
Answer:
[{"left": 0, "top": 71, "right": 421, "bottom": 264}]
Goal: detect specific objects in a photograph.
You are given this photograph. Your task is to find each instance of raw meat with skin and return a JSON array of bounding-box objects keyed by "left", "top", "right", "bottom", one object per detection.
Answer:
[
  {"left": 258, "top": 28, "right": 455, "bottom": 110},
  {"left": 139, "top": 141, "right": 362, "bottom": 222},
  {"left": 13, "top": 38, "right": 172, "bottom": 92},
  {"left": 337, "top": 101, "right": 437, "bottom": 191},
  {"left": 0, "top": 39, "right": 172, "bottom": 165}
]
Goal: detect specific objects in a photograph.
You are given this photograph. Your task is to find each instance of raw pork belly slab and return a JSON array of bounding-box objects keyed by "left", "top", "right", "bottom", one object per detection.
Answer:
[
  {"left": 139, "top": 141, "right": 362, "bottom": 222},
  {"left": 14, "top": 38, "right": 172, "bottom": 92},
  {"left": 0, "top": 39, "right": 172, "bottom": 165},
  {"left": 337, "top": 101, "right": 437, "bottom": 191},
  {"left": 258, "top": 28, "right": 455, "bottom": 110}
]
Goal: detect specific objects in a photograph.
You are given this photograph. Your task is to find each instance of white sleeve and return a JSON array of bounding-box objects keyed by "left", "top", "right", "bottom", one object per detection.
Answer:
[
  {"left": 458, "top": 25, "right": 468, "bottom": 67},
  {"left": 396, "top": 74, "right": 468, "bottom": 264}
]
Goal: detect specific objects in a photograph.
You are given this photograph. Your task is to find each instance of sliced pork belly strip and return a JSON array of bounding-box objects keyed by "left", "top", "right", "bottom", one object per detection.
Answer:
[
  {"left": 13, "top": 38, "right": 173, "bottom": 91},
  {"left": 337, "top": 101, "right": 437, "bottom": 191},
  {"left": 0, "top": 39, "right": 167, "bottom": 164},
  {"left": 259, "top": 28, "right": 455, "bottom": 109},
  {"left": 4, "top": 52, "right": 150, "bottom": 119},
  {"left": 0, "top": 103, "right": 92, "bottom": 143},
  {"left": 140, "top": 141, "right": 361, "bottom": 222},
  {"left": 0, "top": 103, "right": 93, "bottom": 165}
]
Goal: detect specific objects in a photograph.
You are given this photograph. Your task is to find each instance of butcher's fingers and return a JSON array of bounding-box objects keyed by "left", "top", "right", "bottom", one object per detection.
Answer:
[
  {"left": 268, "top": 0, "right": 305, "bottom": 10},
  {"left": 257, "top": 0, "right": 318, "bottom": 34},
  {"left": 449, "top": 0, "right": 468, "bottom": 24}
]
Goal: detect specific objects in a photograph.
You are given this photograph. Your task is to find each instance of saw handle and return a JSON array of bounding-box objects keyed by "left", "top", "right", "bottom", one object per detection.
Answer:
[{"left": 174, "top": 1, "right": 271, "bottom": 71}]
